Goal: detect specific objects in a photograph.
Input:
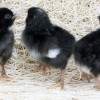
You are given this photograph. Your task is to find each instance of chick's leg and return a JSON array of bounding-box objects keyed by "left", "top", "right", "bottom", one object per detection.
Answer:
[
  {"left": 94, "top": 76, "right": 100, "bottom": 89},
  {"left": 1, "top": 64, "right": 6, "bottom": 75},
  {"left": 0, "top": 64, "right": 10, "bottom": 82},
  {"left": 59, "top": 69, "right": 65, "bottom": 89},
  {"left": 48, "top": 69, "right": 65, "bottom": 89},
  {"left": 31, "top": 64, "right": 50, "bottom": 74}
]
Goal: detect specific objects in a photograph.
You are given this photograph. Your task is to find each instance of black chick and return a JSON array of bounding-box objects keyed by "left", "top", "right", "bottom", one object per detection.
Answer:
[
  {"left": 0, "top": 8, "right": 15, "bottom": 79},
  {"left": 74, "top": 16, "right": 100, "bottom": 89},
  {"left": 22, "top": 7, "right": 75, "bottom": 89}
]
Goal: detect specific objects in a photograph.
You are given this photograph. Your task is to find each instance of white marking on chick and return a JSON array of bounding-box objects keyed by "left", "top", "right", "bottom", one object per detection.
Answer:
[
  {"left": 8, "top": 26, "right": 12, "bottom": 31},
  {"left": 77, "top": 64, "right": 91, "bottom": 74},
  {"left": 47, "top": 49, "right": 60, "bottom": 58},
  {"left": 81, "top": 66, "right": 91, "bottom": 74},
  {"left": 30, "top": 49, "right": 40, "bottom": 60}
]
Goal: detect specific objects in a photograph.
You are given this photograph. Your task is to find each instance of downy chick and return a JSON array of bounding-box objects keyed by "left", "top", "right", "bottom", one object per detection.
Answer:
[
  {"left": 0, "top": 8, "right": 15, "bottom": 80},
  {"left": 22, "top": 7, "right": 75, "bottom": 89},
  {"left": 74, "top": 16, "right": 100, "bottom": 89}
]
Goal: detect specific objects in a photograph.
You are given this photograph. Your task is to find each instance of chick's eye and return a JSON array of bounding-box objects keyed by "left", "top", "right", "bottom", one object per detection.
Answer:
[{"left": 4, "top": 14, "right": 11, "bottom": 19}]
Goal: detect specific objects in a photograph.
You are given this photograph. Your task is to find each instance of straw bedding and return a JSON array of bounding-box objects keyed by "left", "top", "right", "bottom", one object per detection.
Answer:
[{"left": 0, "top": 0, "right": 100, "bottom": 100}]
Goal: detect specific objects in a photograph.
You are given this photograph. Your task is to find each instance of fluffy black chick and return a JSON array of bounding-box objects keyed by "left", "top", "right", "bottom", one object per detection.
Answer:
[
  {"left": 0, "top": 8, "right": 15, "bottom": 79},
  {"left": 22, "top": 7, "right": 75, "bottom": 89},
  {"left": 74, "top": 16, "right": 100, "bottom": 89}
]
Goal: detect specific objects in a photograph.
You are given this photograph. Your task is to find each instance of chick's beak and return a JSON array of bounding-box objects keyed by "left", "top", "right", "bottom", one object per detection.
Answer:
[{"left": 12, "top": 15, "right": 16, "bottom": 21}]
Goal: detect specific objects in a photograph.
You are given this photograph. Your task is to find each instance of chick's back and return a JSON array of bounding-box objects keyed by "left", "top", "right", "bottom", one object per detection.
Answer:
[
  {"left": 39, "top": 26, "right": 75, "bottom": 68},
  {"left": 74, "top": 29, "right": 100, "bottom": 76}
]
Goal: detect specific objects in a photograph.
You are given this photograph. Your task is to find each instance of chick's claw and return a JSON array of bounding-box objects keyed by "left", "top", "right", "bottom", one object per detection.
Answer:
[
  {"left": 47, "top": 82, "right": 64, "bottom": 89},
  {"left": 0, "top": 75, "right": 11, "bottom": 83}
]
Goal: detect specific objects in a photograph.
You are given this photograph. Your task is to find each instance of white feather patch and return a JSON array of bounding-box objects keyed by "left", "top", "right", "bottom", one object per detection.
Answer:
[
  {"left": 30, "top": 49, "right": 40, "bottom": 60},
  {"left": 8, "top": 26, "right": 12, "bottom": 31},
  {"left": 77, "top": 64, "right": 91, "bottom": 74},
  {"left": 47, "top": 49, "right": 60, "bottom": 58}
]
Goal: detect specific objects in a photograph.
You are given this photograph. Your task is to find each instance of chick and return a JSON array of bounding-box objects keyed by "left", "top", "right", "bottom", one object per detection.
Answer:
[
  {"left": 74, "top": 16, "right": 100, "bottom": 89},
  {"left": 22, "top": 7, "right": 75, "bottom": 89},
  {"left": 0, "top": 8, "right": 15, "bottom": 80}
]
